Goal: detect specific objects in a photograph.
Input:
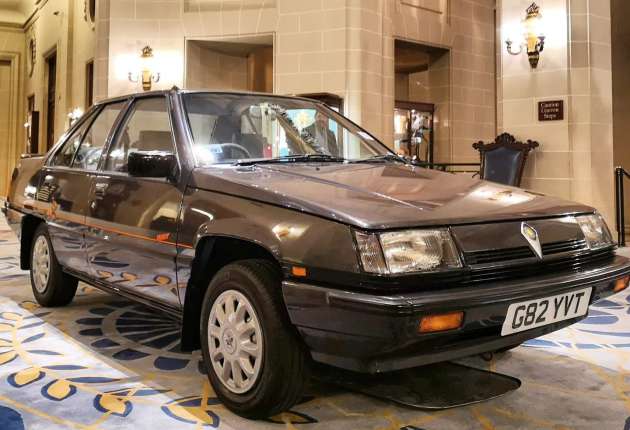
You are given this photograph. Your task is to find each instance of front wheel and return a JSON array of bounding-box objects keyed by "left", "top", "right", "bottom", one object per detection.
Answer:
[
  {"left": 30, "top": 223, "right": 78, "bottom": 307},
  {"left": 200, "top": 259, "right": 307, "bottom": 419}
]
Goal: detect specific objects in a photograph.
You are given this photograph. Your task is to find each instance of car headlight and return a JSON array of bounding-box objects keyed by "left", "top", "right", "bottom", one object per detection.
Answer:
[
  {"left": 576, "top": 213, "right": 613, "bottom": 249},
  {"left": 355, "top": 229, "right": 462, "bottom": 274}
]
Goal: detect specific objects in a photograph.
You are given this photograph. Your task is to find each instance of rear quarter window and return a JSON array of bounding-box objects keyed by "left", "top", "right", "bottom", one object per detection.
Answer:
[{"left": 49, "top": 113, "right": 95, "bottom": 167}]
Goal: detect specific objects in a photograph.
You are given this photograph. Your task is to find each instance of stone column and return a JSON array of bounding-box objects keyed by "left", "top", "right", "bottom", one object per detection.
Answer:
[
  {"left": 573, "top": 0, "right": 613, "bottom": 224},
  {"left": 343, "top": 0, "right": 392, "bottom": 145},
  {"left": 94, "top": 0, "right": 110, "bottom": 101},
  {"left": 498, "top": 0, "right": 614, "bottom": 224}
]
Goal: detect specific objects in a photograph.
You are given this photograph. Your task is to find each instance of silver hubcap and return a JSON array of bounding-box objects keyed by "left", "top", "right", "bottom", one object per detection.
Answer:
[
  {"left": 208, "top": 290, "right": 263, "bottom": 394},
  {"left": 32, "top": 236, "right": 51, "bottom": 293}
]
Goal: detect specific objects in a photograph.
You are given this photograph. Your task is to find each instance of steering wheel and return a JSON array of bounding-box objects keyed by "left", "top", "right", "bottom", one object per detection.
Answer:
[
  {"left": 218, "top": 143, "right": 252, "bottom": 160},
  {"left": 73, "top": 147, "right": 101, "bottom": 169}
]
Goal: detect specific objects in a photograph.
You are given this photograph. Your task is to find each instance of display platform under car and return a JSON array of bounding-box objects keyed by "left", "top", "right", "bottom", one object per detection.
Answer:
[
  {"left": 314, "top": 361, "right": 522, "bottom": 409},
  {"left": 4, "top": 87, "right": 630, "bottom": 419}
]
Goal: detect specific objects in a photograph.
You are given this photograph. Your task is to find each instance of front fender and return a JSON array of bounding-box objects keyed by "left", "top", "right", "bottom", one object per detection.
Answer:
[
  {"left": 176, "top": 188, "right": 362, "bottom": 350},
  {"left": 177, "top": 188, "right": 360, "bottom": 274}
]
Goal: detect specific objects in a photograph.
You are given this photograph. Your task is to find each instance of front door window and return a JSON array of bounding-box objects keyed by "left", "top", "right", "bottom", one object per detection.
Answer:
[{"left": 104, "top": 97, "right": 175, "bottom": 172}]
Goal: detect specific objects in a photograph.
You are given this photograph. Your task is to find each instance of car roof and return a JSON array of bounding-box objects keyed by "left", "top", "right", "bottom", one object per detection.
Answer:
[{"left": 93, "top": 87, "right": 325, "bottom": 106}]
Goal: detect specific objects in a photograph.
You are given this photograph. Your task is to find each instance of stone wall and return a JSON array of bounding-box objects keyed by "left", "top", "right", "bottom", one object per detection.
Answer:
[
  {"left": 185, "top": 42, "right": 248, "bottom": 90},
  {"left": 391, "top": 0, "right": 496, "bottom": 159},
  {"left": 498, "top": 0, "right": 615, "bottom": 223},
  {"left": 96, "top": 0, "right": 496, "bottom": 153},
  {"left": 612, "top": 0, "right": 630, "bottom": 233},
  {"left": 0, "top": 23, "right": 23, "bottom": 196}
]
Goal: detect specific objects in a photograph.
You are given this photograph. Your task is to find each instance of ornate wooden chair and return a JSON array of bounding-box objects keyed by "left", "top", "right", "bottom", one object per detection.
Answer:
[{"left": 472, "top": 133, "right": 539, "bottom": 187}]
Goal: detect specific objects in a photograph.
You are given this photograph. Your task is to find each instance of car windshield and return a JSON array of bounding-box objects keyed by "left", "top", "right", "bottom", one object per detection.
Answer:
[{"left": 182, "top": 93, "right": 393, "bottom": 166}]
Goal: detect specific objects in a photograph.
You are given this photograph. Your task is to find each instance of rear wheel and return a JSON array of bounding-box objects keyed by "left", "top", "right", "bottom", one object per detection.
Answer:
[
  {"left": 30, "top": 223, "right": 78, "bottom": 307},
  {"left": 200, "top": 259, "right": 307, "bottom": 419}
]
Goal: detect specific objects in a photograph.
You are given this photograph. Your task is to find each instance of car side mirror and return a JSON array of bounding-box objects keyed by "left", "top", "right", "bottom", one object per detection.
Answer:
[{"left": 127, "top": 151, "right": 176, "bottom": 179}]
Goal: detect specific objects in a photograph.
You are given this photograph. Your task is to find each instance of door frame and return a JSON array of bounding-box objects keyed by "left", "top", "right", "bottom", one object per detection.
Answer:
[
  {"left": 0, "top": 51, "right": 22, "bottom": 197},
  {"left": 43, "top": 47, "right": 58, "bottom": 152}
]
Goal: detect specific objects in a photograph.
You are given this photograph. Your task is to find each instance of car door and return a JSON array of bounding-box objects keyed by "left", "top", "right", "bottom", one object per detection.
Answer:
[
  {"left": 37, "top": 102, "right": 126, "bottom": 275},
  {"left": 85, "top": 95, "right": 183, "bottom": 309},
  {"left": 37, "top": 113, "right": 95, "bottom": 274}
]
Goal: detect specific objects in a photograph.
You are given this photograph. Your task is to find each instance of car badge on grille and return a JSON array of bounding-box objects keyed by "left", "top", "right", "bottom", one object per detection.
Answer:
[{"left": 521, "top": 222, "right": 543, "bottom": 259}]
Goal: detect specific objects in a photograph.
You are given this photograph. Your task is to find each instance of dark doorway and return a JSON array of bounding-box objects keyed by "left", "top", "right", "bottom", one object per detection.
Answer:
[
  {"left": 85, "top": 60, "right": 94, "bottom": 108},
  {"left": 394, "top": 39, "right": 449, "bottom": 163},
  {"left": 394, "top": 100, "right": 435, "bottom": 163},
  {"left": 26, "top": 94, "right": 39, "bottom": 154},
  {"left": 46, "top": 51, "right": 57, "bottom": 151}
]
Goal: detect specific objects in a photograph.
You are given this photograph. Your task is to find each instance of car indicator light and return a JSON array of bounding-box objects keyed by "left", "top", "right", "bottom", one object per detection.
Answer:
[
  {"left": 291, "top": 266, "right": 307, "bottom": 277},
  {"left": 614, "top": 275, "right": 630, "bottom": 293},
  {"left": 419, "top": 311, "right": 464, "bottom": 333},
  {"left": 354, "top": 231, "right": 388, "bottom": 274}
]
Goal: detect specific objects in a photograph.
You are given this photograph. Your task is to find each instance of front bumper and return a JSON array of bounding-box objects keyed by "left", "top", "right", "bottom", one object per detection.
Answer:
[{"left": 282, "top": 255, "right": 630, "bottom": 373}]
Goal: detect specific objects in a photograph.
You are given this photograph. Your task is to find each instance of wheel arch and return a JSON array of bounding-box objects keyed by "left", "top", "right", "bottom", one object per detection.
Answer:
[
  {"left": 20, "top": 215, "right": 44, "bottom": 270},
  {"left": 180, "top": 234, "right": 283, "bottom": 351}
]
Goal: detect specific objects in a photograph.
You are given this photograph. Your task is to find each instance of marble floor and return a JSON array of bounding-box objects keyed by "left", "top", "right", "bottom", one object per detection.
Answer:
[{"left": 0, "top": 215, "right": 629, "bottom": 429}]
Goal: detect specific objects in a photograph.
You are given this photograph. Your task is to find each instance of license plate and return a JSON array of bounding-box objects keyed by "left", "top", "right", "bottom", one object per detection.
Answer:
[{"left": 501, "top": 288, "right": 592, "bottom": 336}]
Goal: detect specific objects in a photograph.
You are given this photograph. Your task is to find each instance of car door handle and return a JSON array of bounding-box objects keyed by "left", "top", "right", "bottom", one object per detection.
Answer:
[{"left": 94, "top": 182, "right": 109, "bottom": 198}]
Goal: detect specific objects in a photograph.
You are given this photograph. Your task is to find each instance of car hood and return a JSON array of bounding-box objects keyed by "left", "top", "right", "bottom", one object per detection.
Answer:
[{"left": 191, "top": 163, "right": 594, "bottom": 230}]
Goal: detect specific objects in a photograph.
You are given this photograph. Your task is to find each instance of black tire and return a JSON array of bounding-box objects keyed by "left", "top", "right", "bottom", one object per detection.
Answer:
[
  {"left": 29, "top": 223, "right": 78, "bottom": 307},
  {"left": 200, "top": 259, "right": 307, "bottom": 419}
]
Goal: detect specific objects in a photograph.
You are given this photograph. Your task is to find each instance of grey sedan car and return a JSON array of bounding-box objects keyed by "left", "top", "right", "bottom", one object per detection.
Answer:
[{"left": 4, "top": 88, "right": 630, "bottom": 418}]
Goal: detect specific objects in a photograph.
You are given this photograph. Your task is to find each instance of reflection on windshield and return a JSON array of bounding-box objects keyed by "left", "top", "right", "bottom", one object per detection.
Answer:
[{"left": 183, "top": 93, "right": 392, "bottom": 165}]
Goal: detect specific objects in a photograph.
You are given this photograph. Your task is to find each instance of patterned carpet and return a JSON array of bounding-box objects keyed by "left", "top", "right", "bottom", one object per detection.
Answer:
[{"left": 0, "top": 215, "right": 629, "bottom": 429}]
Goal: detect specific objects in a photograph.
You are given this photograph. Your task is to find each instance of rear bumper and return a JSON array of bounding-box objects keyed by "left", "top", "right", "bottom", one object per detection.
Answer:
[
  {"left": 282, "top": 255, "right": 630, "bottom": 373},
  {"left": 3, "top": 204, "right": 24, "bottom": 238}
]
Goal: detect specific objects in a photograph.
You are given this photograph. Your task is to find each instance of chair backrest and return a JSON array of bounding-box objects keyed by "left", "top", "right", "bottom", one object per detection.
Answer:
[{"left": 472, "top": 133, "right": 539, "bottom": 187}]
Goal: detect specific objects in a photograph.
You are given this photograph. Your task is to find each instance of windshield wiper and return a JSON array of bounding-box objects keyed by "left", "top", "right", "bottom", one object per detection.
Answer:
[
  {"left": 234, "top": 154, "right": 347, "bottom": 166},
  {"left": 352, "top": 154, "right": 407, "bottom": 164}
]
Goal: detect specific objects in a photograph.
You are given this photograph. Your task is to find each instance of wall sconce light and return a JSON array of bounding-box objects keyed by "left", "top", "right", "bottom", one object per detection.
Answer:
[
  {"left": 128, "top": 46, "right": 160, "bottom": 91},
  {"left": 67, "top": 107, "right": 84, "bottom": 126},
  {"left": 505, "top": 2, "right": 545, "bottom": 69}
]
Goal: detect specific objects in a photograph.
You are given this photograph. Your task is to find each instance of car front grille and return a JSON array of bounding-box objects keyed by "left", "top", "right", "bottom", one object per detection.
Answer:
[
  {"left": 464, "top": 239, "right": 588, "bottom": 265},
  {"left": 465, "top": 247, "right": 614, "bottom": 285}
]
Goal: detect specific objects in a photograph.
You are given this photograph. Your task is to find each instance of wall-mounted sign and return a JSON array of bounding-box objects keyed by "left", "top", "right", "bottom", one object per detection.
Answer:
[{"left": 538, "top": 100, "right": 564, "bottom": 121}]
